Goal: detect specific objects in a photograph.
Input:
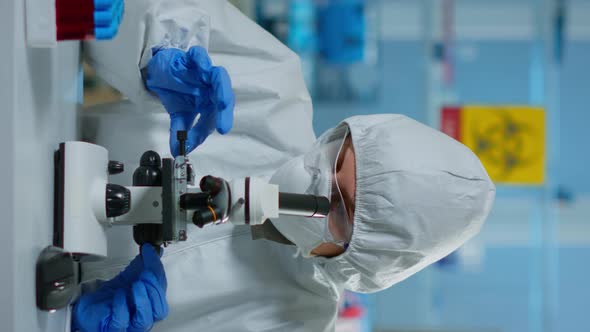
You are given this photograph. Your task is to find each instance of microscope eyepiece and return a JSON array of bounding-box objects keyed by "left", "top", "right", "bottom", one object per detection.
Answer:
[
  {"left": 199, "top": 175, "right": 224, "bottom": 196},
  {"left": 179, "top": 193, "right": 213, "bottom": 210},
  {"left": 192, "top": 206, "right": 223, "bottom": 228}
]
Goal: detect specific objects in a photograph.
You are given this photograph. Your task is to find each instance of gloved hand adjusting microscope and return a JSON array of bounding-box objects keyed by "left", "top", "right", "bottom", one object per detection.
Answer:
[{"left": 36, "top": 131, "right": 330, "bottom": 311}]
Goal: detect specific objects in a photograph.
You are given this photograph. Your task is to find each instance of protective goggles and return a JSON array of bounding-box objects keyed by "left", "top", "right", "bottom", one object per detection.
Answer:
[{"left": 312, "top": 126, "right": 354, "bottom": 248}]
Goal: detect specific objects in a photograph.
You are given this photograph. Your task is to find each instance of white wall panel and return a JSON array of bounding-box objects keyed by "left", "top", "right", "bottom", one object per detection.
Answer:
[
  {"left": 379, "top": 0, "right": 590, "bottom": 41},
  {"left": 0, "top": 0, "right": 81, "bottom": 331}
]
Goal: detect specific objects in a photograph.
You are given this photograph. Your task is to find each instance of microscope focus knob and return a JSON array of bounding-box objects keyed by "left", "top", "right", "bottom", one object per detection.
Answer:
[
  {"left": 108, "top": 160, "right": 125, "bottom": 175},
  {"left": 133, "top": 151, "right": 163, "bottom": 249},
  {"left": 134, "top": 151, "right": 162, "bottom": 186},
  {"left": 106, "top": 184, "right": 131, "bottom": 218}
]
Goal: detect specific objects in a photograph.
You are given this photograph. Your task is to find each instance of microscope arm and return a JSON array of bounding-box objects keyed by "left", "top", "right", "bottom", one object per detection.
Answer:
[{"left": 106, "top": 186, "right": 163, "bottom": 226}]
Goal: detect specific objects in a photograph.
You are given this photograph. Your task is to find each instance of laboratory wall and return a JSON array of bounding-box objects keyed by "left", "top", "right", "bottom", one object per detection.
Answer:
[
  {"left": 313, "top": 40, "right": 427, "bottom": 134},
  {"left": 0, "top": 0, "right": 81, "bottom": 331},
  {"left": 314, "top": 0, "right": 590, "bottom": 194}
]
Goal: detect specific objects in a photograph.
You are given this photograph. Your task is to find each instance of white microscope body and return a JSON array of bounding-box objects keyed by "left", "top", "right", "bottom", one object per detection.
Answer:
[{"left": 56, "top": 143, "right": 280, "bottom": 259}]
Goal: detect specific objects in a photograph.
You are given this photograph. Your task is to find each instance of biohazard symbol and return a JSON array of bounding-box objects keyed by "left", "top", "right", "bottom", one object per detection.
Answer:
[{"left": 469, "top": 111, "right": 544, "bottom": 181}]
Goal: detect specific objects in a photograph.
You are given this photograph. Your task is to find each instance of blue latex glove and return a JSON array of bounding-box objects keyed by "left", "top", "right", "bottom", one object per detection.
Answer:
[
  {"left": 72, "top": 245, "right": 168, "bottom": 332},
  {"left": 146, "top": 46, "right": 235, "bottom": 157}
]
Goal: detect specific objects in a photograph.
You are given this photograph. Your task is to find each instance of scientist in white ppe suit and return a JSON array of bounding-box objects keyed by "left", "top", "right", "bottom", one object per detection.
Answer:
[{"left": 75, "top": 0, "right": 496, "bottom": 331}]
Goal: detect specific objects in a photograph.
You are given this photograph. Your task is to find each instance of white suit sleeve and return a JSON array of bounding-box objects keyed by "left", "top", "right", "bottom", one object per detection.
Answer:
[
  {"left": 84, "top": 0, "right": 211, "bottom": 108},
  {"left": 83, "top": 0, "right": 315, "bottom": 174},
  {"left": 199, "top": 1, "right": 316, "bottom": 160}
]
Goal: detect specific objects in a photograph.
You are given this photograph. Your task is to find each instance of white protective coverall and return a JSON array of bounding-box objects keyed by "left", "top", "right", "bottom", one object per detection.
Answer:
[{"left": 80, "top": 1, "right": 495, "bottom": 331}]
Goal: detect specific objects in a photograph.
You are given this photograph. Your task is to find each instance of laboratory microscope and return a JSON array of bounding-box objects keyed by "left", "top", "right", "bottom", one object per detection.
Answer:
[{"left": 36, "top": 131, "right": 329, "bottom": 311}]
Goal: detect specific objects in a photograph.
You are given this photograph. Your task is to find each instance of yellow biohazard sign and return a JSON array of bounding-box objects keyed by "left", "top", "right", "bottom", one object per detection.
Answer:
[{"left": 441, "top": 105, "right": 545, "bottom": 185}]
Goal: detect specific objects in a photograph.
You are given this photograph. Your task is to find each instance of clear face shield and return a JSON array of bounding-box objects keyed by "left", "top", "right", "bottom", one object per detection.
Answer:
[{"left": 304, "top": 125, "right": 354, "bottom": 249}]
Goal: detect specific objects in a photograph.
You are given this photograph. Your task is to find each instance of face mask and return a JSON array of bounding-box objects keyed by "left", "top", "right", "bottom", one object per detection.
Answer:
[{"left": 269, "top": 125, "right": 353, "bottom": 256}]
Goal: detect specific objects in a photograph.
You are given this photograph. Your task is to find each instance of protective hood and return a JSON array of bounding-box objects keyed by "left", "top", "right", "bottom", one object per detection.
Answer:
[{"left": 275, "top": 114, "right": 496, "bottom": 293}]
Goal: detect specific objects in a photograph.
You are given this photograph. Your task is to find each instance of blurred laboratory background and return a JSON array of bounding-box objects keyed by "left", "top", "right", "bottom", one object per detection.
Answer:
[{"left": 85, "top": 0, "right": 589, "bottom": 331}]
